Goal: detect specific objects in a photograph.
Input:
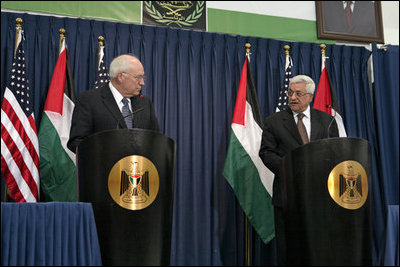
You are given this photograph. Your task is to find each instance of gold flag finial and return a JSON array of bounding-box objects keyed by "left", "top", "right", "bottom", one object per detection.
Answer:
[
  {"left": 245, "top": 43, "right": 251, "bottom": 55},
  {"left": 98, "top": 36, "right": 104, "bottom": 47},
  {"left": 59, "top": 28, "right": 66, "bottom": 54},
  {"left": 98, "top": 36, "right": 105, "bottom": 65},
  {"left": 14, "top": 18, "right": 23, "bottom": 57},
  {"left": 320, "top": 43, "right": 326, "bottom": 56},
  {"left": 245, "top": 43, "right": 251, "bottom": 61},
  {"left": 16, "top": 18, "right": 23, "bottom": 30},
  {"left": 59, "top": 28, "right": 66, "bottom": 37},
  {"left": 284, "top": 45, "right": 290, "bottom": 56}
]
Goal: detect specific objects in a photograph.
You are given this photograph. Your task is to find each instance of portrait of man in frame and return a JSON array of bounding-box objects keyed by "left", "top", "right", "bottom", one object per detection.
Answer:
[{"left": 316, "top": 1, "right": 384, "bottom": 43}]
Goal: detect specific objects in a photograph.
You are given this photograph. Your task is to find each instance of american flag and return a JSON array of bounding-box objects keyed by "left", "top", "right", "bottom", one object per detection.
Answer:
[
  {"left": 276, "top": 54, "right": 293, "bottom": 112},
  {"left": 93, "top": 45, "right": 110, "bottom": 89},
  {"left": 1, "top": 30, "right": 39, "bottom": 202}
]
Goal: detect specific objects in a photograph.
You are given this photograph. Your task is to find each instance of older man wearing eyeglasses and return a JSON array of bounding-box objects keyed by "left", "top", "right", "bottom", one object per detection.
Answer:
[
  {"left": 68, "top": 54, "right": 159, "bottom": 153},
  {"left": 259, "top": 74, "right": 339, "bottom": 266}
]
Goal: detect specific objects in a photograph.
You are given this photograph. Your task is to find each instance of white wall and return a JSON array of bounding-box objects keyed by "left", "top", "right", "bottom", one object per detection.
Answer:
[
  {"left": 208, "top": 1, "right": 399, "bottom": 45},
  {"left": 381, "top": 1, "right": 399, "bottom": 45}
]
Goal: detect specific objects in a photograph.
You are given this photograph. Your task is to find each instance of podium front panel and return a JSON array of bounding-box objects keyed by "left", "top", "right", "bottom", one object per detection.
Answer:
[
  {"left": 281, "top": 137, "right": 372, "bottom": 265},
  {"left": 77, "top": 129, "right": 175, "bottom": 266}
]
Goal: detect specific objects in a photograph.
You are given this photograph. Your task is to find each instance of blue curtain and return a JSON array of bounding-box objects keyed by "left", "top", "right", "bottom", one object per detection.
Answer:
[
  {"left": 1, "top": 11, "right": 395, "bottom": 265},
  {"left": 372, "top": 44, "right": 399, "bottom": 266}
]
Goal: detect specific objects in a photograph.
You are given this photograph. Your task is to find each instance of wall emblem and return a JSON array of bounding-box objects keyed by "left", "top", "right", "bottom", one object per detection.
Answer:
[{"left": 143, "top": 1, "right": 206, "bottom": 30}]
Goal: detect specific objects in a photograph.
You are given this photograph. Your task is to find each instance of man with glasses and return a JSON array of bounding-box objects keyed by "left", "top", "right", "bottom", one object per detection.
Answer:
[
  {"left": 259, "top": 75, "right": 338, "bottom": 265},
  {"left": 68, "top": 54, "right": 159, "bottom": 153}
]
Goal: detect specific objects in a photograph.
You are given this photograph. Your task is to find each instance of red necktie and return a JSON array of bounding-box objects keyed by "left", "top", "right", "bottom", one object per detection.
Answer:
[{"left": 345, "top": 1, "right": 352, "bottom": 28}]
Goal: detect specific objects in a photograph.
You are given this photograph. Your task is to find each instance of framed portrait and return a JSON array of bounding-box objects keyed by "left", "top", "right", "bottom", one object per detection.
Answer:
[{"left": 316, "top": 1, "right": 384, "bottom": 43}]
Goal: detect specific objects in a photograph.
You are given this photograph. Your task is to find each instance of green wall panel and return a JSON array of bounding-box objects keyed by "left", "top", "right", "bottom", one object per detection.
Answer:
[
  {"left": 1, "top": 1, "right": 334, "bottom": 44},
  {"left": 207, "top": 8, "right": 335, "bottom": 44},
  {"left": 1, "top": 1, "right": 142, "bottom": 23}
]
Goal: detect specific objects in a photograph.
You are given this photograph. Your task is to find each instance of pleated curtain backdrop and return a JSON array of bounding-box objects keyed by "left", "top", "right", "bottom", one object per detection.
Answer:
[
  {"left": 371, "top": 43, "right": 399, "bottom": 266},
  {"left": 1, "top": 11, "right": 394, "bottom": 266}
]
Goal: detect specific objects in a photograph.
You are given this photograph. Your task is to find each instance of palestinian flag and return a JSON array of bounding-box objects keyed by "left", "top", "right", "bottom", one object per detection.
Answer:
[
  {"left": 313, "top": 58, "right": 347, "bottom": 137},
  {"left": 223, "top": 55, "right": 275, "bottom": 244},
  {"left": 39, "top": 40, "right": 77, "bottom": 201}
]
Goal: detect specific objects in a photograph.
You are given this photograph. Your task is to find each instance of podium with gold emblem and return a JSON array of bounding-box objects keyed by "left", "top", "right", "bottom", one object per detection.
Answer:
[
  {"left": 280, "top": 137, "right": 372, "bottom": 265},
  {"left": 76, "top": 129, "right": 176, "bottom": 266}
]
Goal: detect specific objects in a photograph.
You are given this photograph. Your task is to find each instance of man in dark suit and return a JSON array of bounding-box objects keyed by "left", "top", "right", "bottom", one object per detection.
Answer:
[
  {"left": 259, "top": 75, "right": 339, "bottom": 265},
  {"left": 67, "top": 54, "right": 159, "bottom": 153},
  {"left": 322, "top": 1, "right": 377, "bottom": 37}
]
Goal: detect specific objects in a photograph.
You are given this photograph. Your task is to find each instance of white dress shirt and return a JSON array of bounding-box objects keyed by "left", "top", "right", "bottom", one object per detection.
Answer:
[{"left": 109, "top": 81, "right": 131, "bottom": 113}]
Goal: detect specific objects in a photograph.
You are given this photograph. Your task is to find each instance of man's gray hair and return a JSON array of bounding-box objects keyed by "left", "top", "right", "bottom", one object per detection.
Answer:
[
  {"left": 109, "top": 54, "right": 139, "bottom": 78},
  {"left": 289, "top": 75, "right": 315, "bottom": 94}
]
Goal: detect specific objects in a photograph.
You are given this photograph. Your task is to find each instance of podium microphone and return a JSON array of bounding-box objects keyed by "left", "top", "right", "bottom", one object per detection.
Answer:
[
  {"left": 116, "top": 108, "right": 144, "bottom": 129},
  {"left": 326, "top": 104, "right": 336, "bottom": 138}
]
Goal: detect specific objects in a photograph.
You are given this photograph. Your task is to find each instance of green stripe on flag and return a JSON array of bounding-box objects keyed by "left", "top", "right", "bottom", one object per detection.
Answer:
[
  {"left": 223, "top": 131, "right": 275, "bottom": 244},
  {"left": 39, "top": 113, "right": 77, "bottom": 202}
]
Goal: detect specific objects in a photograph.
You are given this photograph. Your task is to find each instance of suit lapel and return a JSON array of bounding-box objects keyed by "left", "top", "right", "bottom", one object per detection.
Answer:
[
  {"left": 101, "top": 85, "right": 126, "bottom": 128},
  {"left": 130, "top": 95, "right": 143, "bottom": 112},
  {"left": 282, "top": 108, "right": 303, "bottom": 145},
  {"left": 310, "top": 109, "right": 325, "bottom": 141},
  {"left": 129, "top": 95, "right": 144, "bottom": 127}
]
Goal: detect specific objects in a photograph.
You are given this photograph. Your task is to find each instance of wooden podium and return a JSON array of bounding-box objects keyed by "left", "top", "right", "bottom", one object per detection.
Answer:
[
  {"left": 281, "top": 137, "right": 372, "bottom": 265},
  {"left": 76, "top": 129, "right": 176, "bottom": 266}
]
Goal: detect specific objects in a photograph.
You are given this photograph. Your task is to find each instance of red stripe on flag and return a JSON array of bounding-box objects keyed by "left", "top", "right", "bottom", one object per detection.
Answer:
[
  {"left": 1, "top": 155, "right": 27, "bottom": 202},
  {"left": 1, "top": 123, "right": 39, "bottom": 200},
  {"left": 232, "top": 58, "right": 247, "bottom": 125},
  {"left": 44, "top": 49, "right": 67, "bottom": 115},
  {"left": 27, "top": 115, "right": 40, "bottom": 168},
  {"left": 28, "top": 115, "right": 38, "bottom": 136},
  {"left": 1, "top": 98, "right": 40, "bottom": 168},
  {"left": 313, "top": 62, "right": 332, "bottom": 114}
]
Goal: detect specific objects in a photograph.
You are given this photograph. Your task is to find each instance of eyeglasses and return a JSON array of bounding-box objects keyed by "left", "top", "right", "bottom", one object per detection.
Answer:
[
  {"left": 123, "top": 72, "right": 146, "bottom": 82},
  {"left": 286, "top": 90, "right": 311, "bottom": 97}
]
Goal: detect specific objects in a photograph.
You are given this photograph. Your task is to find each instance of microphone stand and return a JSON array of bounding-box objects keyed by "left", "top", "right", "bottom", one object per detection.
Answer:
[
  {"left": 326, "top": 104, "right": 337, "bottom": 138},
  {"left": 116, "top": 108, "right": 144, "bottom": 129}
]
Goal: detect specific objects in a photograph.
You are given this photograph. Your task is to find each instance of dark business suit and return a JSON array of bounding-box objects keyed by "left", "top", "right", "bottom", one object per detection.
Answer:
[
  {"left": 259, "top": 107, "right": 339, "bottom": 265},
  {"left": 67, "top": 83, "right": 159, "bottom": 153},
  {"left": 322, "top": 1, "right": 377, "bottom": 37}
]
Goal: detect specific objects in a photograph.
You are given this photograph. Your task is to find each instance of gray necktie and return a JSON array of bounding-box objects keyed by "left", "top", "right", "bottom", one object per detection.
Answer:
[
  {"left": 121, "top": 98, "right": 132, "bottom": 129},
  {"left": 297, "top": 113, "right": 309, "bottom": 144}
]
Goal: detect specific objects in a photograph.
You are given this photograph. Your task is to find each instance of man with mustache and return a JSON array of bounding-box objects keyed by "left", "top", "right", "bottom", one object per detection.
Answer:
[{"left": 259, "top": 75, "right": 339, "bottom": 265}]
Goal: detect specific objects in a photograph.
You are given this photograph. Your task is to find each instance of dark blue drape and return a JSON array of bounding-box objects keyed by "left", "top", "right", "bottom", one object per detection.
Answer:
[
  {"left": 1, "top": 11, "right": 396, "bottom": 265},
  {"left": 1, "top": 202, "right": 102, "bottom": 266},
  {"left": 372, "top": 43, "right": 399, "bottom": 266}
]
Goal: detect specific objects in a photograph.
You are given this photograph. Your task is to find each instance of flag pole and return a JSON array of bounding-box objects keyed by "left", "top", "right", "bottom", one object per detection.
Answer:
[
  {"left": 244, "top": 42, "right": 251, "bottom": 267},
  {"left": 284, "top": 44, "right": 290, "bottom": 75},
  {"left": 284, "top": 44, "right": 290, "bottom": 56},
  {"left": 98, "top": 36, "right": 104, "bottom": 67},
  {"left": 245, "top": 42, "right": 251, "bottom": 60},
  {"left": 4, "top": 18, "right": 23, "bottom": 202},
  {"left": 320, "top": 43, "right": 326, "bottom": 56},
  {"left": 59, "top": 28, "right": 65, "bottom": 54},
  {"left": 14, "top": 18, "right": 22, "bottom": 57},
  {"left": 320, "top": 43, "right": 326, "bottom": 71},
  {"left": 284, "top": 45, "right": 290, "bottom": 70}
]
